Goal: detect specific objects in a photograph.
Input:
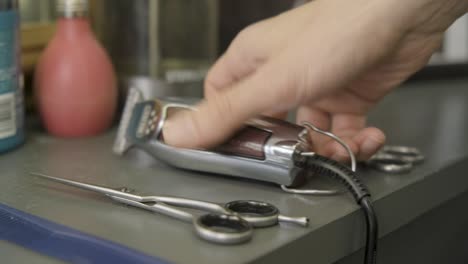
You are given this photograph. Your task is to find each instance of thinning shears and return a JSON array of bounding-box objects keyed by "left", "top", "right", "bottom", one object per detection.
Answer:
[
  {"left": 366, "top": 145, "right": 424, "bottom": 173},
  {"left": 32, "top": 173, "right": 309, "bottom": 245}
]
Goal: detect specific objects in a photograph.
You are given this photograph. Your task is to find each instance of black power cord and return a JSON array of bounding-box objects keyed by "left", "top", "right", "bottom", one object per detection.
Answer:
[
  {"left": 360, "top": 197, "right": 378, "bottom": 264},
  {"left": 298, "top": 154, "right": 378, "bottom": 264}
]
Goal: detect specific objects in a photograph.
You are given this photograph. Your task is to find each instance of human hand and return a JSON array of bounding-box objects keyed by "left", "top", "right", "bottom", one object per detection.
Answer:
[{"left": 164, "top": 0, "right": 468, "bottom": 161}]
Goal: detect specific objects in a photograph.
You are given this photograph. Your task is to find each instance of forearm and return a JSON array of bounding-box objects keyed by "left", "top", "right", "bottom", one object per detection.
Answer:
[
  {"left": 294, "top": 0, "right": 467, "bottom": 37},
  {"left": 411, "top": 0, "right": 468, "bottom": 29}
]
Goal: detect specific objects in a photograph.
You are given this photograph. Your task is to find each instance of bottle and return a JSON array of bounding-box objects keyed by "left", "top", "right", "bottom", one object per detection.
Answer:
[
  {"left": 0, "top": 0, "right": 25, "bottom": 153},
  {"left": 35, "top": 0, "right": 117, "bottom": 137}
]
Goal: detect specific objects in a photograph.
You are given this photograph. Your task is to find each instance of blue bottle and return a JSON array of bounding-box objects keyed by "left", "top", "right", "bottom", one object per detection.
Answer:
[{"left": 0, "top": 0, "right": 24, "bottom": 153}]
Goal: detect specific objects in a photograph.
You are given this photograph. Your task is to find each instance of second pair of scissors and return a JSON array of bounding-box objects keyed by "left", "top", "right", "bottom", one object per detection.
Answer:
[
  {"left": 32, "top": 173, "right": 309, "bottom": 245},
  {"left": 367, "top": 145, "right": 425, "bottom": 173}
]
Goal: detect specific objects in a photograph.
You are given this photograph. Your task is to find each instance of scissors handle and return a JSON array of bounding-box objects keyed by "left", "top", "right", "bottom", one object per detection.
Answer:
[
  {"left": 225, "top": 200, "right": 309, "bottom": 227},
  {"left": 110, "top": 196, "right": 253, "bottom": 245},
  {"left": 367, "top": 145, "right": 424, "bottom": 173},
  {"left": 194, "top": 214, "right": 253, "bottom": 245},
  {"left": 367, "top": 154, "right": 413, "bottom": 173},
  {"left": 380, "top": 145, "right": 425, "bottom": 164},
  {"left": 141, "top": 197, "right": 309, "bottom": 228}
]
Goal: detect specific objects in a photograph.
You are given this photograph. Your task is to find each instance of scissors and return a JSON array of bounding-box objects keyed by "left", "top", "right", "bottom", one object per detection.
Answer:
[
  {"left": 366, "top": 145, "right": 425, "bottom": 173},
  {"left": 31, "top": 173, "right": 309, "bottom": 245}
]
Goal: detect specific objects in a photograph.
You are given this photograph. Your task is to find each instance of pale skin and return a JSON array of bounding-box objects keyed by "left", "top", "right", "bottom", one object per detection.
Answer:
[{"left": 164, "top": 0, "right": 468, "bottom": 161}]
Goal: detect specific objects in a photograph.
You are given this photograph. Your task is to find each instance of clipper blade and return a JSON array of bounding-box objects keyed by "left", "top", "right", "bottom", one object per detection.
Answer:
[{"left": 113, "top": 87, "right": 144, "bottom": 155}]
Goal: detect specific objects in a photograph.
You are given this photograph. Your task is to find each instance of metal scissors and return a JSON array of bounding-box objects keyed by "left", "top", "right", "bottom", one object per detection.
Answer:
[
  {"left": 32, "top": 173, "right": 309, "bottom": 245},
  {"left": 366, "top": 145, "right": 425, "bottom": 173}
]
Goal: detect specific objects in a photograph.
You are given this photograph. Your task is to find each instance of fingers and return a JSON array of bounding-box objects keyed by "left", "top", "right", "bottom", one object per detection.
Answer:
[
  {"left": 300, "top": 112, "right": 384, "bottom": 162},
  {"left": 321, "top": 137, "right": 359, "bottom": 163},
  {"left": 353, "top": 127, "right": 386, "bottom": 160},
  {"left": 296, "top": 106, "right": 331, "bottom": 131},
  {"left": 204, "top": 21, "right": 279, "bottom": 99},
  {"left": 320, "top": 126, "right": 385, "bottom": 162},
  {"left": 163, "top": 62, "right": 288, "bottom": 149},
  {"left": 331, "top": 113, "right": 366, "bottom": 137},
  {"left": 330, "top": 114, "right": 385, "bottom": 160},
  {"left": 204, "top": 47, "right": 263, "bottom": 99},
  {"left": 324, "top": 113, "right": 364, "bottom": 161},
  {"left": 204, "top": 2, "right": 320, "bottom": 99},
  {"left": 262, "top": 111, "right": 289, "bottom": 120},
  {"left": 204, "top": 54, "right": 238, "bottom": 98}
]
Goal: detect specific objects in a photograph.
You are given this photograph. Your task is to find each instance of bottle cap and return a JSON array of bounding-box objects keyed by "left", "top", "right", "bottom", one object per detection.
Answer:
[{"left": 57, "top": 0, "right": 88, "bottom": 18}]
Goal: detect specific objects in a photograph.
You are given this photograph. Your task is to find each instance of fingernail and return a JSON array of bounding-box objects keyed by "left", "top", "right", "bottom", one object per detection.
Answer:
[{"left": 163, "top": 113, "right": 192, "bottom": 147}]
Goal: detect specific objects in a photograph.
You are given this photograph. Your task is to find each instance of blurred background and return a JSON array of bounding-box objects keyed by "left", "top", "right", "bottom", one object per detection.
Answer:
[{"left": 18, "top": 0, "right": 468, "bottom": 107}]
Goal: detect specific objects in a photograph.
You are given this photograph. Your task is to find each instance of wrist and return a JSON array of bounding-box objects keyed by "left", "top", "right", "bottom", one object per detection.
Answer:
[
  {"left": 444, "top": 0, "right": 468, "bottom": 18},
  {"left": 382, "top": 0, "right": 468, "bottom": 34}
]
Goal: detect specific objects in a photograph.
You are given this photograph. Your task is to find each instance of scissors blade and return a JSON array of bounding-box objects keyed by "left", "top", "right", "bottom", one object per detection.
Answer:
[
  {"left": 31, "top": 172, "right": 142, "bottom": 201},
  {"left": 109, "top": 195, "right": 194, "bottom": 223}
]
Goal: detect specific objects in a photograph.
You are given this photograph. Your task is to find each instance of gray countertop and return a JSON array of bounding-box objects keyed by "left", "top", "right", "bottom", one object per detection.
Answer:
[{"left": 1, "top": 79, "right": 468, "bottom": 264}]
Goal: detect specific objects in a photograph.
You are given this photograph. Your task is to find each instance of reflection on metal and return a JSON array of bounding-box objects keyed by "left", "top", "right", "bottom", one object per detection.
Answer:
[{"left": 280, "top": 122, "right": 356, "bottom": 195}]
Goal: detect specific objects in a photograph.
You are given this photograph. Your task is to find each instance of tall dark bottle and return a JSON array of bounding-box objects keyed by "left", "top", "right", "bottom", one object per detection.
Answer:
[{"left": 0, "top": 0, "right": 24, "bottom": 153}]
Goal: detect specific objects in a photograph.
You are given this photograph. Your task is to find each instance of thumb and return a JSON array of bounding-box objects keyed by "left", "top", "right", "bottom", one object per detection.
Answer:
[{"left": 163, "top": 64, "right": 285, "bottom": 149}]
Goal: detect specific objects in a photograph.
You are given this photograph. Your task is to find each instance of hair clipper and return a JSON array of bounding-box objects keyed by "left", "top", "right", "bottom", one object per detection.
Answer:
[{"left": 113, "top": 87, "right": 353, "bottom": 194}]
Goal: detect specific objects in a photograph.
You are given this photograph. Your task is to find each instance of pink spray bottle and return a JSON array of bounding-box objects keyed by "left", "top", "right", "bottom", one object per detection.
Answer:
[{"left": 35, "top": 0, "right": 117, "bottom": 137}]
